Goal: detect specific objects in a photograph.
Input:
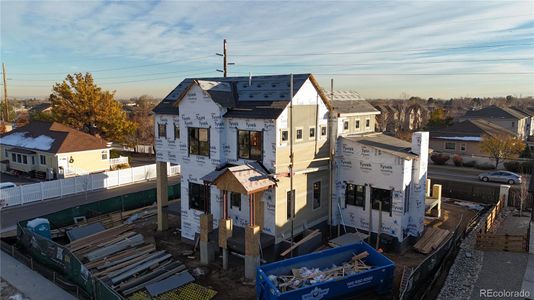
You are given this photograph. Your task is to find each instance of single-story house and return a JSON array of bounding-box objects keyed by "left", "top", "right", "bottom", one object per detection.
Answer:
[{"left": 0, "top": 121, "right": 111, "bottom": 178}]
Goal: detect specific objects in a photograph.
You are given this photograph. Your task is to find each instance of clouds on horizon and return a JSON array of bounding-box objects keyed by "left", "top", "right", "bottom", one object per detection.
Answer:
[{"left": 1, "top": 0, "right": 533, "bottom": 99}]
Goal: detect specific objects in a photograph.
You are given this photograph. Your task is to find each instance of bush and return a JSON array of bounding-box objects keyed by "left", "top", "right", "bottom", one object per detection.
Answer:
[
  {"left": 430, "top": 153, "right": 450, "bottom": 165},
  {"left": 110, "top": 149, "right": 122, "bottom": 159},
  {"left": 503, "top": 161, "right": 532, "bottom": 174},
  {"left": 504, "top": 161, "right": 521, "bottom": 173},
  {"left": 476, "top": 163, "right": 495, "bottom": 170},
  {"left": 521, "top": 161, "right": 533, "bottom": 174},
  {"left": 462, "top": 160, "right": 476, "bottom": 168},
  {"left": 452, "top": 155, "right": 463, "bottom": 167}
]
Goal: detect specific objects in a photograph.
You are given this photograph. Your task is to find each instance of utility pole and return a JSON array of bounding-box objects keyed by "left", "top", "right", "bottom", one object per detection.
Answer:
[
  {"left": 289, "top": 74, "right": 295, "bottom": 257},
  {"left": 216, "top": 39, "right": 234, "bottom": 77},
  {"left": 2, "top": 63, "right": 8, "bottom": 122}
]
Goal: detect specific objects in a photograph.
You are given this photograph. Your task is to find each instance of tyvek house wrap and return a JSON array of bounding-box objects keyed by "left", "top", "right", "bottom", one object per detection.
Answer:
[
  {"left": 333, "top": 132, "right": 429, "bottom": 242},
  {"left": 155, "top": 84, "right": 277, "bottom": 240}
]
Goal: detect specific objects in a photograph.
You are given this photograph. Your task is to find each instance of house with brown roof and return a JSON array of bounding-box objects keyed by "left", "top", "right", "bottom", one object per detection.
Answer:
[
  {"left": 429, "top": 119, "right": 517, "bottom": 164},
  {"left": 0, "top": 121, "right": 111, "bottom": 178}
]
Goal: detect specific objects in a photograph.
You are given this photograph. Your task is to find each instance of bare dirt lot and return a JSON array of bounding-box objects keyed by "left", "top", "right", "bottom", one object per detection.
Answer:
[{"left": 130, "top": 200, "right": 479, "bottom": 300}]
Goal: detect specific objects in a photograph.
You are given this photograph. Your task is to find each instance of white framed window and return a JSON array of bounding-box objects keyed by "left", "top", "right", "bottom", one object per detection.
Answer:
[
  {"left": 320, "top": 125, "right": 327, "bottom": 139},
  {"left": 365, "top": 118, "right": 370, "bottom": 128},
  {"left": 281, "top": 129, "right": 289, "bottom": 143},
  {"left": 445, "top": 142, "right": 456, "bottom": 150},
  {"left": 40, "top": 155, "right": 46, "bottom": 165},
  {"left": 296, "top": 128, "right": 303, "bottom": 141}
]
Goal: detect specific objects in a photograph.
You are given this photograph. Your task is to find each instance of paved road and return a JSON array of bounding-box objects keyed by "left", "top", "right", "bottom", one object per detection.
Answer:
[
  {"left": 428, "top": 164, "right": 524, "bottom": 188},
  {"left": 0, "top": 176, "right": 180, "bottom": 233}
]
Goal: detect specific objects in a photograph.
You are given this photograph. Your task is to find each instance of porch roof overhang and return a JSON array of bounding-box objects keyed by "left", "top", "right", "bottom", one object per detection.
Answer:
[{"left": 201, "top": 162, "right": 276, "bottom": 195}]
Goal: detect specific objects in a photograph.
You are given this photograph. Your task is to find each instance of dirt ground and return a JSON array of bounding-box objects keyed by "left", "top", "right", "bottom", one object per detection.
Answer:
[
  {"left": 383, "top": 200, "right": 478, "bottom": 297},
  {"left": 130, "top": 199, "right": 479, "bottom": 300},
  {"left": 134, "top": 215, "right": 256, "bottom": 300}
]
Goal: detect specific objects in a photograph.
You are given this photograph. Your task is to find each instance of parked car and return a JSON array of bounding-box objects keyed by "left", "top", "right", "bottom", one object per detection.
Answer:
[
  {"left": 0, "top": 182, "right": 16, "bottom": 190},
  {"left": 478, "top": 171, "right": 522, "bottom": 184}
]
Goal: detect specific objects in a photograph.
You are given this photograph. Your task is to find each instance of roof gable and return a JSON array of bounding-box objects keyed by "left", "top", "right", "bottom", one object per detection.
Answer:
[
  {"left": 430, "top": 119, "right": 516, "bottom": 139},
  {"left": 153, "top": 74, "right": 332, "bottom": 118},
  {"left": 0, "top": 121, "right": 108, "bottom": 153},
  {"left": 464, "top": 105, "right": 527, "bottom": 120}
]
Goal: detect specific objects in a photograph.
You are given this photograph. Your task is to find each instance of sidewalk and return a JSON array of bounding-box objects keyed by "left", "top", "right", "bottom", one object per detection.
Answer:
[
  {"left": 470, "top": 210, "right": 531, "bottom": 299},
  {"left": 0, "top": 251, "right": 76, "bottom": 300}
]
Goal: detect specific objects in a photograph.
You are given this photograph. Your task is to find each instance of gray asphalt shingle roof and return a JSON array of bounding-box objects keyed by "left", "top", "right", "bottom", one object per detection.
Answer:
[
  {"left": 430, "top": 119, "right": 516, "bottom": 140},
  {"left": 153, "top": 74, "right": 312, "bottom": 118},
  {"left": 464, "top": 105, "right": 528, "bottom": 120}
]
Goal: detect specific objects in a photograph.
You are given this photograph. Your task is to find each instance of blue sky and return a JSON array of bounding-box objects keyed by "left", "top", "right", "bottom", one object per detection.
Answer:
[{"left": 1, "top": 0, "right": 533, "bottom": 99}]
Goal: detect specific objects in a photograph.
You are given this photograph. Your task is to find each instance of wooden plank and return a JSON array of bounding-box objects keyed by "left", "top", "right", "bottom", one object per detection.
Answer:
[
  {"left": 85, "top": 244, "right": 155, "bottom": 269},
  {"left": 280, "top": 229, "right": 320, "bottom": 257}
]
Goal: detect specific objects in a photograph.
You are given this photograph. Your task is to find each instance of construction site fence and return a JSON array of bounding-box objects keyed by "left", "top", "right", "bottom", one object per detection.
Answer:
[
  {"left": 0, "top": 162, "right": 180, "bottom": 207},
  {"left": 10, "top": 182, "right": 181, "bottom": 300},
  {"left": 480, "top": 193, "right": 506, "bottom": 233},
  {"left": 430, "top": 178, "right": 500, "bottom": 204},
  {"left": 15, "top": 223, "right": 122, "bottom": 300},
  {"left": 42, "top": 182, "right": 180, "bottom": 229},
  {"left": 400, "top": 216, "right": 464, "bottom": 300}
]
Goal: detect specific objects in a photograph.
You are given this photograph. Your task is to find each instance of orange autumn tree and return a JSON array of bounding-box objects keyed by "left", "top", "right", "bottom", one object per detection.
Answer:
[
  {"left": 49, "top": 73, "right": 136, "bottom": 144},
  {"left": 480, "top": 134, "right": 525, "bottom": 168}
]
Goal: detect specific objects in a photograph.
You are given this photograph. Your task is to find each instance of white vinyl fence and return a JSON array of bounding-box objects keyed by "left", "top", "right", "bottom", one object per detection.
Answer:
[{"left": 0, "top": 163, "right": 180, "bottom": 208}]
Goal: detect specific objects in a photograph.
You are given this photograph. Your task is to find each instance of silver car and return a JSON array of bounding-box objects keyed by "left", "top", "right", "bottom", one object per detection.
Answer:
[{"left": 478, "top": 171, "right": 522, "bottom": 185}]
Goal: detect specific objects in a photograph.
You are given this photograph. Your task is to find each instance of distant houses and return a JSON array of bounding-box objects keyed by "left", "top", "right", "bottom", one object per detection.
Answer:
[
  {"left": 0, "top": 121, "right": 111, "bottom": 179},
  {"left": 429, "top": 105, "right": 533, "bottom": 166}
]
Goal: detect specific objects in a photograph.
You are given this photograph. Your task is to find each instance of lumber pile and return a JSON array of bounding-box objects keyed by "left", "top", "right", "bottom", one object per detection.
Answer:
[
  {"left": 269, "top": 251, "right": 373, "bottom": 292},
  {"left": 67, "top": 223, "right": 194, "bottom": 297},
  {"left": 413, "top": 227, "right": 450, "bottom": 254}
]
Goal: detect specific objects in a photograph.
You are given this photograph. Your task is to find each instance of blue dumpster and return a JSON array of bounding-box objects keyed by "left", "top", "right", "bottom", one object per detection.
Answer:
[{"left": 256, "top": 242, "right": 394, "bottom": 300}]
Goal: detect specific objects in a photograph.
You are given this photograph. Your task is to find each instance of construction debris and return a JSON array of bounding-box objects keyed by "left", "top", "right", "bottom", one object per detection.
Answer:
[
  {"left": 269, "top": 251, "right": 372, "bottom": 292},
  {"left": 413, "top": 227, "right": 451, "bottom": 254},
  {"left": 65, "top": 209, "right": 209, "bottom": 298}
]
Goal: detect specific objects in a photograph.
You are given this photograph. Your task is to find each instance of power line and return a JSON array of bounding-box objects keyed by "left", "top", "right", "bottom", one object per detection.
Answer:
[
  {"left": 230, "top": 14, "right": 534, "bottom": 44},
  {"left": 231, "top": 42, "right": 534, "bottom": 57},
  {"left": 14, "top": 68, "right": 215, "bottom": 81},
  {"left": 235, "top": 57, "right": 534, "bottom": 68},
  {"left": 4, "top": 70, "right": 216, "bottom": 88},
  {"left": 7, "top": 55, "right": 214, "bottom": 75}
]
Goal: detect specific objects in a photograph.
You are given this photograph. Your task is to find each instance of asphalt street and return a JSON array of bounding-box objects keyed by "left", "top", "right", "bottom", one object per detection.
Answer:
[
  {"left": 427, "top": 164, "right": 526, "bottom": 188},
  {"left": 0, "top": 176, "right": 180, "bottom": 233}
]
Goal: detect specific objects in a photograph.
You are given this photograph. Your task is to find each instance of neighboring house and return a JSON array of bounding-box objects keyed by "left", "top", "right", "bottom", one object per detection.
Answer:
[
  {"left": 511, "top": 106, "right": 534, "bottom": 137},
  {"left": 153, "top": 73, "right": 429, "bottom": 251},
  {"left": 460, "top": 105, "right": 529, "bottom": 140},
  {"left": 28, "top": 102, "right": 52, "bottom": 115},
  {"left": 0, "top": 121, "right": 111, "bottom": 178},
  {"left": 429, "top": 119, "right": 516, "bottom": 161}
]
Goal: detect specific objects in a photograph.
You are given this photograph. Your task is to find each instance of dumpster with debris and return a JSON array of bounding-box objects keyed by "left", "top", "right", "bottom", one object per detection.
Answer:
[{"left": 256, "top": 242, "right": 394, "bottom": 300}]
